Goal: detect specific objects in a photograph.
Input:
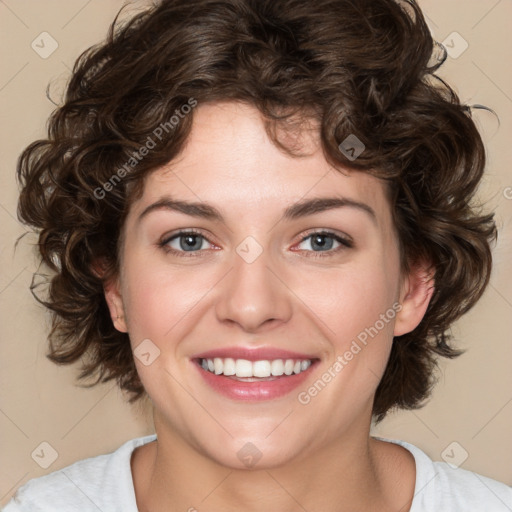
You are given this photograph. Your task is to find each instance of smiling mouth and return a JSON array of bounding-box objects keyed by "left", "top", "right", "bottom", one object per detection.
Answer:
[
  {"left": 196, "top": 357, "right": 317, "bottom": 380},
  {"left": 193, "top": 355, "right": 320, "bottom": 401}
]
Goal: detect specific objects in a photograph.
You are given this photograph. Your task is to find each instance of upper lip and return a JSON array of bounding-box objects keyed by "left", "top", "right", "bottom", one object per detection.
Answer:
[{"left": 192, "top": 347, "right": 319, "bottom": 362}]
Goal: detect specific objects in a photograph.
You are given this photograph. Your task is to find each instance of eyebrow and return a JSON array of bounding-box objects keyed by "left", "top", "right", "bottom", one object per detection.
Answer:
[{"left": 137, "top": 195, "right": 377, "bottom": 225}]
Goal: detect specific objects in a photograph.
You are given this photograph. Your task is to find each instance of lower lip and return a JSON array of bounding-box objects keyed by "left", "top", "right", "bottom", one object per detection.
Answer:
[{"left": 194, "top": 360, "right": 318, "bottom": 401}]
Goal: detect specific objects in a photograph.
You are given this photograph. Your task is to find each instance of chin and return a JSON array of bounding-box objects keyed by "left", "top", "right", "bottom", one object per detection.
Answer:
[{"left": 203, "top": 437, "right": 301, "bottom": 471}]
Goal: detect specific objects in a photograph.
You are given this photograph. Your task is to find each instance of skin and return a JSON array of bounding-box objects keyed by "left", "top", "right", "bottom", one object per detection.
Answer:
[{"left": 105, "top": 101, "right": 434, "bottom": 512}]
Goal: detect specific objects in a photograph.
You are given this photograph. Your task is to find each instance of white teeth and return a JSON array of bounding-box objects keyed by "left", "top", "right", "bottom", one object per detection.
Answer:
[
  {"left": 271, "top": 359, "right": 284, "bottom": 376},
  {"left": 223, "top": 357, "right": 236, "bottom": 376},
  {"left": 214, "top": 357, "right": 223, "bottom": 375},
  {"left": 253, "top": 360, "right": 271, "bottom": 377},
  {"left": 301, "top": 360, "right": 311, "bottom": 371},
  {"left": 284, "top": 359, "right": 295, "bottom": 375},
  {"left": 235, "top": 359, "right": 253, "bottom": 377},
  {"left": 200, "top": 357, "right": 313, "bottom": 377}
]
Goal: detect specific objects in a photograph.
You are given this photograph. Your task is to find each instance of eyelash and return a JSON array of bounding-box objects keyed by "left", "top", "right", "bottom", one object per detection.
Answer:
[{"left": 158, "top": 229, "right": 353, "bottom": 258}]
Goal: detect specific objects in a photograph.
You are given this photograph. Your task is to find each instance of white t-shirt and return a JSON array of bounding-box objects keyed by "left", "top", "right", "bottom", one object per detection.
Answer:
[{"left": 3, "top": 434, "right": 512, "bottom": 511}]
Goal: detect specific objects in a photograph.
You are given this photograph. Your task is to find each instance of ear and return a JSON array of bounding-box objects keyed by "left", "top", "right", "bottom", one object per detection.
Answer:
[
  {"left": 394, "top": 261, "right": 435, "bottom": 337},
  {"left": 93, "top": 258, "right": 128, "bottom": 333},
  {"left": 104, "top": 276, "right": 128, "bottom": 333}
]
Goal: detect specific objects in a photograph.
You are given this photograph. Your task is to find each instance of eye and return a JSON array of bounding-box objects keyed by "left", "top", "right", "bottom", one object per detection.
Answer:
[
  {"left": 158, "top": 229, "right": 353, "bottom": 258},
  {"left": 159, "top": 229, "right": 214, "bottom": 256},
  {"left": 294, "top": 230, "right": 353, "bottom": 257}
]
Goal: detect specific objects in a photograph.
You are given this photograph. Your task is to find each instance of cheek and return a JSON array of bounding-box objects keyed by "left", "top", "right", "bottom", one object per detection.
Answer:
[
  {"left": 120, "top": 254, "right": 209, "bottom": 343},
  {"left": 296, "top": 258, "right": 399, "bottom": 346},
  {"left": 302, "top": 256, "right": 400, "bottom": 407}
]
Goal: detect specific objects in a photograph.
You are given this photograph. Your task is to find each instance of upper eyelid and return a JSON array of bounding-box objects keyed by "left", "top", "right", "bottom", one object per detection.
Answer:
[
  {"left": 298, "top": 228, "right": 353, "bottom": 244},
  {"left": 161, "top": 228, "right": 212, "bottom": 244}
]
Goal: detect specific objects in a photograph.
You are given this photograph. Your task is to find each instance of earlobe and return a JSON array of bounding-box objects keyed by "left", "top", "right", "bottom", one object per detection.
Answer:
[{"left": 394, "top": 262, "right": 435, "bottom": 337}]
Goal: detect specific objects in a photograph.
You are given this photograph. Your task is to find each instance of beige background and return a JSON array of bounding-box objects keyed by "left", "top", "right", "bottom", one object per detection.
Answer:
[{"left": 1, "top": 0, "right": 511, "bottom": 506}]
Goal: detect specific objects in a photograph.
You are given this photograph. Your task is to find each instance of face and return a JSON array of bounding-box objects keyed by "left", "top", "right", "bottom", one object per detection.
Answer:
[{"left": 106, "top": 101, "right": 430, "bottom": 469}]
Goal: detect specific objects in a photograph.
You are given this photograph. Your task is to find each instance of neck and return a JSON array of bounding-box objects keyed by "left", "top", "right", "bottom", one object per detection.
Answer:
[{"left": 132, "top": 411, "right": 415, "bottom": 512}]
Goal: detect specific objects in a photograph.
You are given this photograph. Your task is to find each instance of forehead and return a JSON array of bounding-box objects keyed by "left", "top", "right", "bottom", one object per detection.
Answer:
[{"left": 131, "top": 102, "right": 391, "bottom": 225}]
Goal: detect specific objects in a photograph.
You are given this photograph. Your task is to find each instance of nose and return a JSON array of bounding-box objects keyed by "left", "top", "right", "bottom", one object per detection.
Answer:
[{"left": 214, "top": 244, "right": 293, "bottom": 333}]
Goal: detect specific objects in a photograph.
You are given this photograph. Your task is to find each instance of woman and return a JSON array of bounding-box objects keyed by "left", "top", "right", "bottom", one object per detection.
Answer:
[{"left": 4, "top": 0, "right": 511, "bottom": 510}]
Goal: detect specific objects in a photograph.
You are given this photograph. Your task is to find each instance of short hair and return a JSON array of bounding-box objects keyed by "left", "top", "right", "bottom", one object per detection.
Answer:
[{"left": 17, "top": 0, "right": 497, "bottom": 422}]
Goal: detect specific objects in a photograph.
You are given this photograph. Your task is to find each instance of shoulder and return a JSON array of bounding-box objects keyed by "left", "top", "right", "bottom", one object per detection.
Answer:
[
  {"left": 2, "top": 434, "right": 157, "bottom": 512},
  {"left": 375, "top": 437, "right": 512, "bottom": 512}
]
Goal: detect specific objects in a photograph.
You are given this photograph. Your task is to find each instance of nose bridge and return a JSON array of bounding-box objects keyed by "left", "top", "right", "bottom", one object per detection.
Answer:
[{"left": 214, "top": 235, "right": 293, "bottom": 331}]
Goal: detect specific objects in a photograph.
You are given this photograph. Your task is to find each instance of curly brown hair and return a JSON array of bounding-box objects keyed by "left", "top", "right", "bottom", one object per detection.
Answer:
[{"left": 17, "top": 0, "right": 497, "bottom": 422}]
